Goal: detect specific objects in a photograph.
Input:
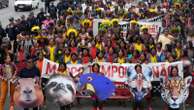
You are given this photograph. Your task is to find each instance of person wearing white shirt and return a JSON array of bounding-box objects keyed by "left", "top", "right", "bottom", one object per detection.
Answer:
[{"left": 158, "top": 29, "right": 175, "bottom": 49}]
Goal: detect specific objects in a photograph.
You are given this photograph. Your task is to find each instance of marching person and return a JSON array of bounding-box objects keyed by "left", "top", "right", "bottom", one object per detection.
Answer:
[
  {"left": 36, "top": 52, "right": 48, "bottom": 110},
  {"left": 37, "top": 8, "right": 46, "bottom": 25},
  {"left": 44, "top": 0, "right": 51, "bottom": 13},
  {"left": 36, "top": 52, "right": 44, "bottom": 73},
  {"left": 166, "top": 66, "right": 182, "bottom": 110},
  {"left": 168, "top": 66, "right": 181, "bottom": 80},
  {"left": 0, "top": 22, "right": 6, "bottom": 38},
  {"left": 67, "top": 53, "right": 81, "bottom": 64},
  {"left": 57, "top": 62, "right": 69, "bottom": 77},
  {"left": 90, "top": 63, "right": 104, "bottom": 110},
  {"left": 0, "top": 53, "right": 16, "bottom": 110},
  {"left": 48, "top": 3, "right": 57, "bottom": 20},
  {"left": 57, "top": 62, "right": 72, "bottom": 110},
  {"left": 17, "top": 56, "right": 41, "bottom": 110},
  {"left": 132, "top": 64, "right": 145, "bottom": 110},
  {"left": 6, "top": 17, "right": 17, "bottom": 44},
  {"left": 132, "top": 64, "right": 152, "bottom": 110},
  {"left": 157, "top": 29, "right": 176, "bottom": 50},
  {"left": 0, "top": 43, "right": 6, "bottom": 64}
]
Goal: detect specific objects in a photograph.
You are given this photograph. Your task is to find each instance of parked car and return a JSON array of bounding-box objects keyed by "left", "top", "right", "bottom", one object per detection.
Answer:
[
  {"left": 14, "top": 0, "right": 40, "bottom": 11},
  {"left": 0, "top": 0, "right": 9, "bottom": 9}
]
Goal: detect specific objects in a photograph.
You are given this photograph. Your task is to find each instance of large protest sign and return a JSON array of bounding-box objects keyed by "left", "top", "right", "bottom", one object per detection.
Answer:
[
  {"left": 67, "top": 62, "right": 130, "bottom": 82},
  {"left": 41, "top": 58, "right": 59, "bottom": 78},
  {"left": 93, "top": 18, "right": 163, "bottom": 38},
  {"left": 147, "top": 61, "right": 183, "bottom": 80},
  {"left": 67, "top": 61, "right": 183, "bottom": 82},
  {"left": 41, "top": 58, "right": 183, "bottom": 82},
  {"left": 138, "top": 21, "right": 162, "bottom": 37},
  {"left": 137, "top": 14, "right": 164, "bottom": 37}
]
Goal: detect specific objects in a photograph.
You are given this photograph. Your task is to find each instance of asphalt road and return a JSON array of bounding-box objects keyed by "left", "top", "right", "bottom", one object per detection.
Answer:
[
  {"left": 3, "top": 95, "right": 194, "bottom": 110},
  {"left": 0, "top": 1, "right": 194, "bottom": 110},
  {"left": 0, "top": 0, "right": 47, "bottom": 28}
]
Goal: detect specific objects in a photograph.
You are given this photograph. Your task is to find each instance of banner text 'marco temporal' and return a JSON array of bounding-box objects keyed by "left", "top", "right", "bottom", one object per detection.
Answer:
[
  {"left": 41, "top": 59, "right": 183, "bottom": 82},
  {"left": 66, "top": 61, "right": 183, "bottom": 82},
  {"left": 66, "top": 63, "right": 129, "bottom": 82}
]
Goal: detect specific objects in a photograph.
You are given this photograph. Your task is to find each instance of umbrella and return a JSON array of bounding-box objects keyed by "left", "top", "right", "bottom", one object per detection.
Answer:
[{"left": 79, "top": 73, "right": 115, "bottom": 101}]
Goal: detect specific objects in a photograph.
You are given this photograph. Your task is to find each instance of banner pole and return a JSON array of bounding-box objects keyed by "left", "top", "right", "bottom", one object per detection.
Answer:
[{"left": 183, "top": 102, "right": 185, "bottom": 110}]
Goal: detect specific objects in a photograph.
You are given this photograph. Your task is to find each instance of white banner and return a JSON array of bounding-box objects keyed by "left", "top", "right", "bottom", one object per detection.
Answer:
[
  {"left": 40, "top": 59, "right": 183, "bottom": 82},
  {"left": 67, "top": 61, "right": 183, "bottom": 82},
  {"left": 93, "top": 19, "right": 103, "bottom": 37},
  {"left": 138, "top": 21, "right": 163, "bottom": 37},
  {"left": 140, "top": 15, "right": 165, "bottom": 22},
  {"left": 41, "top": 58, "right": 59, "bottom": 78}
]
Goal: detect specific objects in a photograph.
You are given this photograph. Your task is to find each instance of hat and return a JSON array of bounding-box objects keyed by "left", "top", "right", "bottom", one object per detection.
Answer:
[
  {"left": 66, "top": 28, "right": 78, "bottom": 37},
  {"left": 130, "top": 20, "right": 138, "bottom": 24},
  {"left": 174, "top": 3, "right": 181, "bottom": 8},
  {"left": 98, "top": 19, "right": 111, "bottom": 32},
  {"left": 31, "top": 26, "right": 40, "bottom": 32},
  {"left": 67, "top": 8, "right": 73, "bottom": 13},
  {"left": 148, "top": 8, "right": 157, "bottom": 13},
  {"left": 81, "top": 19, "right": 92, "bottom": 27},
  {"left": 101, "top": 19, "right": 111, "bottom": 27},
  {"left": 140, "top": 26, "right": 148, "bottom": 31},
  {"left": 111, "top": 18, "right": 119, "bottom": 25},
  {"left": 96, "top": 8, "right": 102, "bottom": 12},
  {"left": 34, "top": 35, "right": 47, "bottom": 39}
]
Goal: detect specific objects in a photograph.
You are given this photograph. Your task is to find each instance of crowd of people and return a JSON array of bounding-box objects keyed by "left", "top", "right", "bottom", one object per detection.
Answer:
[{"left": 0, "top": 0, "right": 194, "bottom": 110}]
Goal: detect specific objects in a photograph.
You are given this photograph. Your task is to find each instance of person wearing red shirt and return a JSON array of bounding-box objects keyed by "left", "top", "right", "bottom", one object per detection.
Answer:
[
  {"left": 36, "top": 52, "right": 44, "bottom": 73},
  {"left": 70, "top": 40, "right": 78, "bottom": 54},
  {"left": 90, "top": 40, "right": 98, "bottom": 61},
  {"left": 105, "top": 47, "right": 115, "bottom": 63},
  {"left": 104, "top": 40, "right": 112, "bottom": 52},
  {"left": 82, "top": 48, "right": 91, "bottom": 64},
  {"left": 16, "top": 45, "right": 26, "bottom": 73},
  {"left": 111, "top": 34, "right": 117, "bottom": 48},
  {"left": 130, "top": 50, "right": 140, "bottom": 63}
]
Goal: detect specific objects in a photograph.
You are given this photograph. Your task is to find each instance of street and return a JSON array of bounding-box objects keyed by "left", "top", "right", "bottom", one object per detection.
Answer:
[
  {"left": 0, "top": 0, "right": 45, "bottom": 28},
  {"left": 3, "top": 95, "right": 194, "bottom": 110},
  {"left": 0, "top": 0, "right": 194, "bottom": 110}
]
